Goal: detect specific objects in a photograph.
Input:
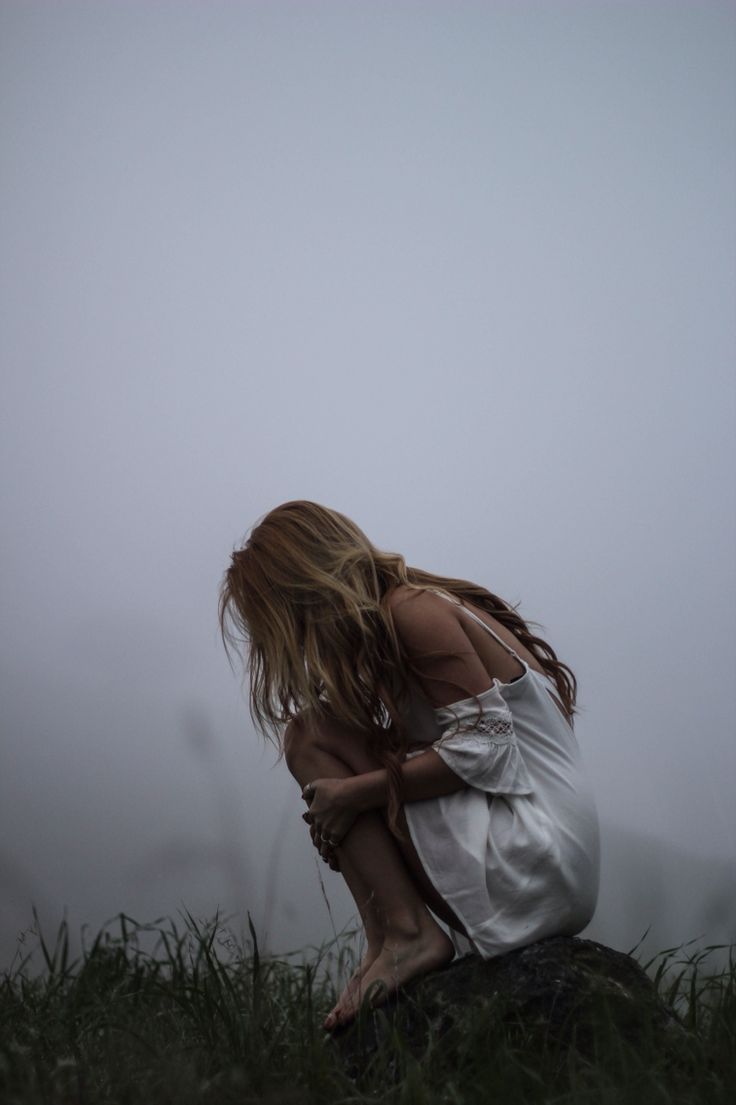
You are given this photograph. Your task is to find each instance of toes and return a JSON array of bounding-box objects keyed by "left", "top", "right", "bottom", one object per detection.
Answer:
[
  {"left": 324, "top": 997, "right": 345, "bottom": 1031},
  {"left": 324, "top": 968, "right": 383, "bottom": 1031},
  {"left": 323, "top": 1005, "right": 340, "bottom": 1029},
  {"left": 329, "top": 997, "right": 350, "bottom": 1028},
  {"left": 325, "top": 995, "right": 356, "bottom": 1031}
]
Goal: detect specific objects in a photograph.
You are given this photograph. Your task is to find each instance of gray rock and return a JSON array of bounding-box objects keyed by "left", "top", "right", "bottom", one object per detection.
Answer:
[{"left": 330, "top": 936, "right": 686, "bottom": 1076}]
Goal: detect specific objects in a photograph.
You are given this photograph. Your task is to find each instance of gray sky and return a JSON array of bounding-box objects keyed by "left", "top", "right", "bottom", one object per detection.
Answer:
[{"left": 1, "top": 0, "right": 734, "bottom": 969}]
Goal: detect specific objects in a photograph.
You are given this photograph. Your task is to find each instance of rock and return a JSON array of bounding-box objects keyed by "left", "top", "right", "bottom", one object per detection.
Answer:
[{"left": 330, "top": 936, "right": 686, "bottom": 1077}]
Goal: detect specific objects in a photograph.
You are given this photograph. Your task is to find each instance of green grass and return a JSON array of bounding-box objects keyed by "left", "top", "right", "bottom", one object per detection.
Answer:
[{"left": 1, "top": 910, "right": 733, "bottom": 1104}]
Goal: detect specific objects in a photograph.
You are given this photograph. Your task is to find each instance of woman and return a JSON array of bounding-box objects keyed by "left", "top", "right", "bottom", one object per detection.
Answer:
[{"left": 219, "top": 501, "right": 599, "bottom": 1031}]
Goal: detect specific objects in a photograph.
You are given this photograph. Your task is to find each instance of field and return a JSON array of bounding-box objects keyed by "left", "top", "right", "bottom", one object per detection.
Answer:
[{"left": 1, "top": 911, "right": 733, "bottom": 1105}]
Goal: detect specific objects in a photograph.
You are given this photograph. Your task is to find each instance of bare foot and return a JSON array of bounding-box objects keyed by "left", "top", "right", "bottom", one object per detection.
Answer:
[
  {"left": 324, "top": 925, "right": 454, "bottom": 1030},
  {"left": 323, "top": 948, "right": 381, "bottom": 1030}
]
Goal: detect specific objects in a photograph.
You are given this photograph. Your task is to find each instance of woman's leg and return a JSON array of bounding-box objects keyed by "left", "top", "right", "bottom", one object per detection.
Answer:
[
  {"left": 286, "top": 714, "right": 469, "bottom": 934},
  {"left": 284, "top": 717, "right": 455, "bottom": 1028},
  {"left": 326, "top": 859, "right": 384, "bottom": 1004}
]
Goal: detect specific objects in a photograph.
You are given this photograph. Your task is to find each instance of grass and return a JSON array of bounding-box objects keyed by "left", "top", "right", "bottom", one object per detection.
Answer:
[{"left": 0, "top": 910, "right": 733, "bottom": 1105}]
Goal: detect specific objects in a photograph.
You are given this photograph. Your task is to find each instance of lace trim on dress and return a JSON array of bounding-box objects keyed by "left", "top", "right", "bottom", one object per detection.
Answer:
[
  {"left": 432, "top": 694, "right": 534, "bottom": 796},
  {"left": 450, "top": 714, "right": 515, "bottom": 739}
]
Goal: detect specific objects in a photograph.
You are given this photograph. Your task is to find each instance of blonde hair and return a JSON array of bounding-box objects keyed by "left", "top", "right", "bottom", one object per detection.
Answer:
[{"left": 219, "top": 500, "right": 578, "bottom": 837}]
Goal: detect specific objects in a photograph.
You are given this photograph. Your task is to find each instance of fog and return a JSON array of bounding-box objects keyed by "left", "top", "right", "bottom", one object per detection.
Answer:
[{"left": 1, "top": 1, "right": 734, "bottom": 970}]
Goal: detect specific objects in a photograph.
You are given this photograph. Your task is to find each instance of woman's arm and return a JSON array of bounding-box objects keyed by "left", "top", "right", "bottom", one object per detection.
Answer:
[
  {"left": 344, "top": 748, "right": 465, "bottom": 814},
  {"left": 304, "top": 587, "right": 488, "bottom": 845},
  {"left": 302, "top": 749, "right": 466, "bottom": 850},
  {"left": 346, "top": 583, "right": 491, "bottom": 809}
]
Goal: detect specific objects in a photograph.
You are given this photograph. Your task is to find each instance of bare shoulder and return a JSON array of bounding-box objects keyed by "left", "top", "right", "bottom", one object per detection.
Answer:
[
  {"left": 385, "top": 586, "right": 462, "bottom": 652},
  {"left": 384, "top": 584, "right": 492, "bottom": 703},
  {"left": 385, "top": 583, "right": 450, "bottom": 614},
  {"left": 384, "top": 583, "right": 421, "bottom": 611}
]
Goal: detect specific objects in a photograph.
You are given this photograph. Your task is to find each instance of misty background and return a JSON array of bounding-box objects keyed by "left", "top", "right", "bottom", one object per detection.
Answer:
[{"left": 1, "top": 0, "right": 734, "bottom": 972}]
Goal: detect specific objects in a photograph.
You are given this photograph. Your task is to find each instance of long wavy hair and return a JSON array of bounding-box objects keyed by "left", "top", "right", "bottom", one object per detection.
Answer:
[{"left": 219, "top": 500, "right": 578, "bottom": 839}]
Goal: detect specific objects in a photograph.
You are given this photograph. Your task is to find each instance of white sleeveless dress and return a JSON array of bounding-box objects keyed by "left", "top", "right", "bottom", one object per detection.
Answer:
[{"left": 402, "top": 591, "right": 600, "bottom": 959}]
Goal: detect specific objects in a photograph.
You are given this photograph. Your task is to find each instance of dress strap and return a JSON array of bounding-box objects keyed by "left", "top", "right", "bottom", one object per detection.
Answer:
[{"left": 430, "top": 588, "right": 524, "bottom": 661}]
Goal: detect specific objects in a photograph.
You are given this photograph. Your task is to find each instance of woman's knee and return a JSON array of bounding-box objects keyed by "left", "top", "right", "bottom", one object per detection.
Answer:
[
  {"left": 283, "top": 709, "right": 339, "bottom": 776},
  {"left": 283, "top": 709, "right": 380, "bottom": 778},
  {"left": 283, "top": 713, "right": 316, "bottom": 776}
]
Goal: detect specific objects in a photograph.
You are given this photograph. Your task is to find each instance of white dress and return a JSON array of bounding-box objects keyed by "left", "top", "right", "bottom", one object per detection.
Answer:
[{"left": 403, "top": 591, "right": 600, "bottom": 960}]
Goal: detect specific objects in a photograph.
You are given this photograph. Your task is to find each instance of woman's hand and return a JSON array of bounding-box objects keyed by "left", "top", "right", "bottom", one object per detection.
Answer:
[
  {"left": 301, "top": 777, "right": 358, "bottom": 863},
  {"left": 306, "top": 819, "right": 340, "bottom": 870}
]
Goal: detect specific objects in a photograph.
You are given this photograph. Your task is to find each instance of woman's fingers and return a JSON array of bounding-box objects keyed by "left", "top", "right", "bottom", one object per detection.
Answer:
[
  {"left": 302, "top": 797, "right": 341, "bottom": 869},
  {"left": 308, "top": 822, "right": 340, "bottom": 867},
  {"left": 303, "top": 810, "right": 340, "bottom": 845},
  {"left": 322, "top": 842, "right": 340, "bottom": 870},
  {"left": 309, "top": 822, "right": 334, "bottom": 858}
]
